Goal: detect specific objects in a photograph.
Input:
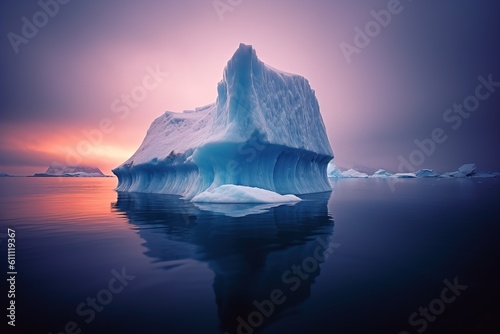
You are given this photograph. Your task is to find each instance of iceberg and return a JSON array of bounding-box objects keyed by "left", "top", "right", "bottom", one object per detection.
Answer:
[
  {"left": 191, "top": 185, "right": 301, "bottom": 204},
  {"left": 458, "top": 163, "right": 476, "bottom": 176},
  {"left": 440, "top": 164, "right": 477, "bottom": 178},
  {"left": 327, "top": 163, "right": 369, "bottom": 178},
  {"left": 341, "top": 169, "right": 369, "bottom": 178},
  {"left": 326, "top": 164, "right": 369, "bottom": 178},
  {"left": 327, "top": 163, "right": 344, "bottom": 178},
  {"left": 113, "top": 44, "right": 333, "bottom": 199},
  {"left": 371, "top": 169, "right": 393, "bottom": 178},
  {"left": 328, "top": 163, "right": 497, "bottom": 180},
  {"left": 34, "top": 162, "right": 108, "bottom": 177},
  {"left": 415, "top": 169, "right": 440, "bottom": 178}
]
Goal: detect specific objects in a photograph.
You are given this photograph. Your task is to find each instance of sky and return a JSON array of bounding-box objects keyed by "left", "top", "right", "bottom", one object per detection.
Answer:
[{"left": 1, "top": 0, "right": 500, "bottom": 175}]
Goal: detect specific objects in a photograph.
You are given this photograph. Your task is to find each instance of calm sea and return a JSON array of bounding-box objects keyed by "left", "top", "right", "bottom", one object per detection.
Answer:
[{"left": 0, "top": 177, "right": 499, "bottom": 334}]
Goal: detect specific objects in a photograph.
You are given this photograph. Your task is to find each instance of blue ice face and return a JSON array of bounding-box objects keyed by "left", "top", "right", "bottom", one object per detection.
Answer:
[{"left": 113, "top": 44, "right": 333, "bottom": 199}]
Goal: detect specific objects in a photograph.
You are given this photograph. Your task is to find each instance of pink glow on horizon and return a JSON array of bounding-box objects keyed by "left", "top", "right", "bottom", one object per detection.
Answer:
[
  {"left": 5, "top": 1, "right": 496, "bottom": 174},
  {"left": 2, "top": 1, "right": 368, "bottom": 174}
]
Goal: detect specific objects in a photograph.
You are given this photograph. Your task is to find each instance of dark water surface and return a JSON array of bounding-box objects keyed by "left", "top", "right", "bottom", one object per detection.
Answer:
[{"left": 0, "top": 177, "right": 499, "bottom": 334}]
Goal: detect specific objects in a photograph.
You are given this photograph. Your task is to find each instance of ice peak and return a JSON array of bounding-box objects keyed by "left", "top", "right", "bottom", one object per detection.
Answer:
[
  {"left": 232, "top": 43, "right": 258, "bottom": 63},
  {"left": 223, "top": 43, "right": 260, "bottom": 83}
]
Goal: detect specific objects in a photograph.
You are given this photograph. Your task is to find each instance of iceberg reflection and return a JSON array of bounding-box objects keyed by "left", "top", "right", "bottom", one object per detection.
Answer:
[
  {"left": 193, "top": 201, "right": 298, "bottom": 217},
  {"left": 112, "top": 191, "right": 335, "bottom": 333}
]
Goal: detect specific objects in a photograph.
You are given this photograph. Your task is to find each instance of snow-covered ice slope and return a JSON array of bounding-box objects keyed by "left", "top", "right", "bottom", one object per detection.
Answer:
[{"left": 113, "top": 44, "right": 333, "bottom": 198}]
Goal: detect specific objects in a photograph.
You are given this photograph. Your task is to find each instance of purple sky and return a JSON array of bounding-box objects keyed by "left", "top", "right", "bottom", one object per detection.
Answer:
[{"left": 1, "top": 0, "right": 500, "bottom": 175}]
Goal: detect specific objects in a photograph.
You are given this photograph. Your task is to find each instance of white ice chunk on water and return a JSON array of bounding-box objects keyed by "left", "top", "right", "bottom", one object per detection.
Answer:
[
  {"left": 441, "top": 164, "right": 477, "bottom": 178},
  {"left": 371, "top": 169, "right": 393, "bottom": 178},
  {"left": 458, "top": 164, "right": 476, "bottom": 176},
  {"left": 327, "top": 163, "right": 344, "bottom": 178},
  {"left": 113, "top": 44, "right": 333, "bottom": 198},
  {"left": 191, "top": 185, "right": 301, "bottom": 204},
  {"left": 415, "top": 169, "right": 440, "bottom": 178},
  {"left": 341, "top": 169, "right": 369, "bottom": 178}
]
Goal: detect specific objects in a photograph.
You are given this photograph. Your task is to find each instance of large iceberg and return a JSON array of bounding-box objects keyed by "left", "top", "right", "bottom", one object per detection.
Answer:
[{"left": 113, "top": 44, "right": 333, "bottom": 199}]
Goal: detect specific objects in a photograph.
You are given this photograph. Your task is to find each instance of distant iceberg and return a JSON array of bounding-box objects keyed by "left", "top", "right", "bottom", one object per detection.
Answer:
[
  {"left": 440, "top": 164, "right": 477, "bottom": 178},
  {"left": 341, "top": 169, "right": 369, "bottom": 178},
  {"left": 34, "top": 163, "right": 109, "bottom": 177},
  {"left": 113, "top": 44, "right": 333, "bottom": 201},
  {"left": 327, "top": 163, "right": 369, "bottom": 178},
  {"left": 328, "top": 162, "right": 498, "bottom": 179},
  {"left": 458, "top": 164, "right": 477, "bottom": 176},
  {"left": 327, "top": 164, "right": 344, "bottom": 178},
  {"left": 371, "top": 169, "right": 393, "bottom": 178},
  {"left": 415, "top": 169, "right": 440, "bottom": 178}
]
